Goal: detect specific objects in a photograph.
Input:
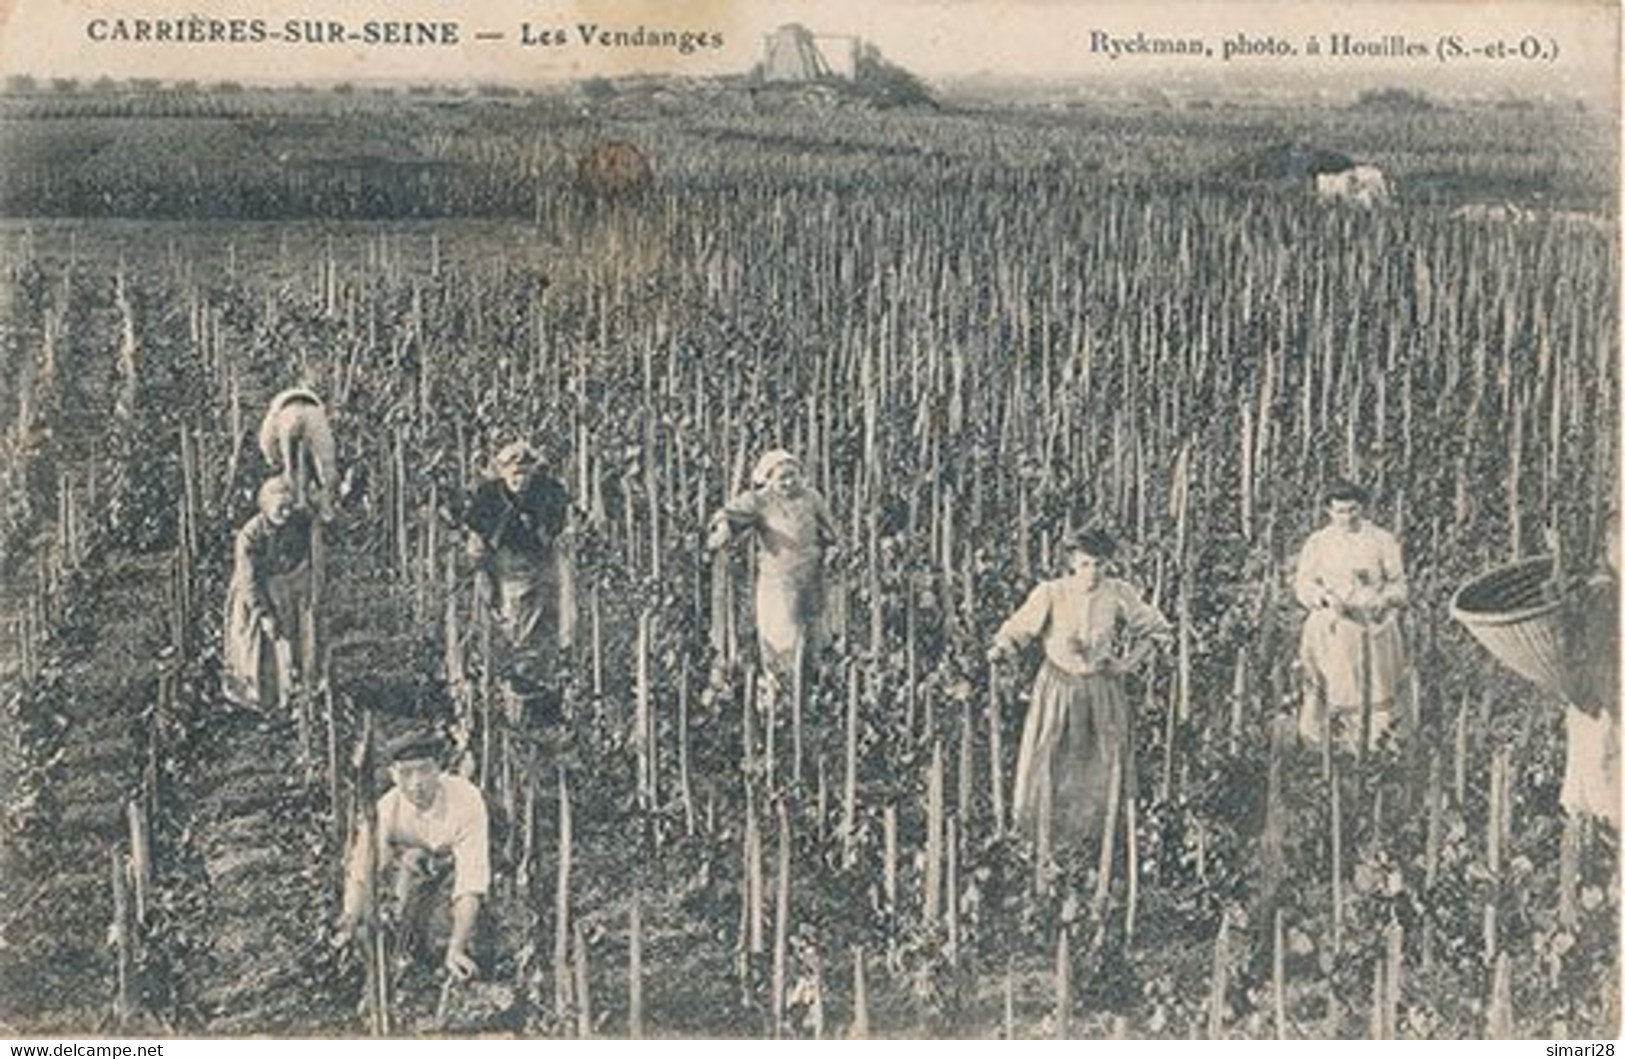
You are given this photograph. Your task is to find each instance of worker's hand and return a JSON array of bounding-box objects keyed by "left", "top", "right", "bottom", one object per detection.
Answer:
[
  {"left": 1096, "top": 656, "right": 1122, "bottom": 677},
  {"left": 706, "top": 520, "right": 730, "bottom": 551},
  {"left": 444, "top": 946, "right": 479, "bottom": 982},
  {"left": 259, "top": 615, "right": 279, "bottom": 640},
  {"left": 466, "top": 535, "right": 489, "bottom": 561},
  {"left": 986, "top": 641, "right": 1011, "bottom": 665},
  {"left": 331, "top": 913, "right": 362, "bottom": 951}
]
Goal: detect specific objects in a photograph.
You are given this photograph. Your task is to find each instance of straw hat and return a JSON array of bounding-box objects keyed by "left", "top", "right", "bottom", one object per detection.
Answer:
[{"left": 384, "top": 727, "right": 447, "bottom": 766}]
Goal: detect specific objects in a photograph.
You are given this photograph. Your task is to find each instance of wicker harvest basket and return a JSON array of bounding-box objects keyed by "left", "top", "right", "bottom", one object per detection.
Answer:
[{"left": 1450, "top": 555, "right": 1570, "bottom": 698}]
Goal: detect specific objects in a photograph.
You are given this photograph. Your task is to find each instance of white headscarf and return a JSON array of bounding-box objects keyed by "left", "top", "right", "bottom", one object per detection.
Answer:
[
  {"left": 495, "top": 440, "right": 539, "bottom": 471},
  {"left": 752, "top": 449, "right": 798, "bottom": 488}
]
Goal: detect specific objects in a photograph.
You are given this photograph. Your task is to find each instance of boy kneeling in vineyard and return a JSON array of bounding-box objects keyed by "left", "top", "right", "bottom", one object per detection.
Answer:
[{"left": 338, "top": 728, "right": 490, "bottom": 982}]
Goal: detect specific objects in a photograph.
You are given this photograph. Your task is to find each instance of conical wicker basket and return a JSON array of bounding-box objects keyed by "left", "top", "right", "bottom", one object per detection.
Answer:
[{"left": 1450, "top": 555, "right": 1569, "bottom": 698}]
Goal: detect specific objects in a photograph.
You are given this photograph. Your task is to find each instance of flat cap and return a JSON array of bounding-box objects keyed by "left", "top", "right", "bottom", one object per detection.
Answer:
[{"left": 384, "top": 727, "right": 447, "bottom": 765}]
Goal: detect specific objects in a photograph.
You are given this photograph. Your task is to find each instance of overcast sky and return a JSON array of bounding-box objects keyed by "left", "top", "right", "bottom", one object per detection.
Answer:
[{"left": 0, "top": 0, "right": 1616, "bottom": 106}]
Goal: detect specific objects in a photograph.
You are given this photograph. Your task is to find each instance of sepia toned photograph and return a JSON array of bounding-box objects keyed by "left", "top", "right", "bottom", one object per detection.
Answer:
[{"left": 0, "top": 0, "right": 1618, "bottom": 1041}]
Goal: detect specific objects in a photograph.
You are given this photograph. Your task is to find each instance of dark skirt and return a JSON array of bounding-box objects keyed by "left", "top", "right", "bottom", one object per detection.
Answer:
[{"left": 1011, "top": 662, "right": 1131, "bottom": 850}]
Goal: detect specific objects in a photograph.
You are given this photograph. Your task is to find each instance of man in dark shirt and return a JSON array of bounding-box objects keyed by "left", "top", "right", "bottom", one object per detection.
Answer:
[{"left": 465, "top": 441, "right": 570, "bottom": 711}]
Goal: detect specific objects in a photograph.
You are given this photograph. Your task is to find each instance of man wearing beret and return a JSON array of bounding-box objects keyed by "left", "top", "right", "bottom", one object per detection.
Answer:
[{"left": 340, "top": 729, "right": 490, "bottom": 980}]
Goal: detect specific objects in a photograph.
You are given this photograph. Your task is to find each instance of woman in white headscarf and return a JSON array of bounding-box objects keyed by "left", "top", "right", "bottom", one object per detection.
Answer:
[{"left": 708, "top": 450, "right": 838, "bottom": 685}]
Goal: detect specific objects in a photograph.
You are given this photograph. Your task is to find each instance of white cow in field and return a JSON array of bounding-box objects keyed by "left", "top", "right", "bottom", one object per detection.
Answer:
[
  {"left": 1451, "top": 203, "right": 1532, "bottom": 224},
  {"left": 1316, "top": 165, "right": 1390, "bottom": 208}
]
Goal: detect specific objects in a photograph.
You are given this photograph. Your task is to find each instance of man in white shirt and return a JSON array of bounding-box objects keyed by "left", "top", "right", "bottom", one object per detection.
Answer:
[
  {"left": 1294, "top": 480, "right": 1409, "bottom": 749},
  {"left": 340, "top": 729, "right": 490, "bottom": 980}
]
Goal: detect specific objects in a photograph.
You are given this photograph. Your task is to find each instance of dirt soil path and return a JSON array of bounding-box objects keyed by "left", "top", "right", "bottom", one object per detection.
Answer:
[{"left": 0, "top": 552, "right": 167, "bottom": 1033}]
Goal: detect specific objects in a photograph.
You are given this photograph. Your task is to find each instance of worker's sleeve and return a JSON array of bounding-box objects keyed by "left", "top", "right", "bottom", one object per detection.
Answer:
[
  {"left": 1380, "top": 531, "right": 1409, "bottom": 607},
  {"left": 449, "top": 784, "right": 491, "bottom": 899},
  {"left": 710, "top": 489, "right": 765, "bottom": 535},
  {"left": 464, "top": 482, "right": 502, "bottom": 541},
  {"left": 233, "top": 520, "right": 272, "bottom": 616},
  {"left": 530, "top": 478, "right": 569, "bottom": 540},
  {"left": 993, "top": 582, "right": 1051, "bottom": 652},
  {"left": 1293, "top": 534, "right": 1329, "bottom": 611},
  {"left": 814, "top": 491, "right": 839, "bottom": 549},
  {"left": 1120, "top": 583, "right": 1174, "bottom": 642}
]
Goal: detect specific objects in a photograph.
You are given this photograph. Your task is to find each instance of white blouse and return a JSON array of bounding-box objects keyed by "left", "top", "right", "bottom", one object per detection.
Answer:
[
  {"left": 994, "top": 577, "right": 1172, "bottom": 675},
  {"left": 1294, "top": 522, "right": 1407, "bottom": 616}
]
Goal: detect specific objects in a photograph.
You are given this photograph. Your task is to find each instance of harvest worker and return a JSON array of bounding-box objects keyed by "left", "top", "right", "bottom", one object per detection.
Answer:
[
  {"left": 465, "top": 441, "right": 571, "bottom": 706},
  {"left": 222, "top": 477, "right": 314, "bottom": 710},
  {"left": 707, "top": 449, "right": 838, "bottom": 691},
  {"left": 1294, "top": 480, "right": 1409, "bottom": 749},
  {"left": 1558, "top": 511, "right": 1619, "bottom": 828},
  {"left": 989, "top": 529, "right": 1172, "bottom": 850},
  {"left": 259, "top": 386, "right": 339, "bottom": 523},
  {"left": 339, "top": 728, "right": 490, "bottom": 980}
]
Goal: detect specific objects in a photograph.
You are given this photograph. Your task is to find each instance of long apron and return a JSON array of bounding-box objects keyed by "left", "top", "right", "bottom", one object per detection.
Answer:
[
  {"left": 1011, "top": 662, "right": 1130, "bottom": 849},
  {"left": 223, "top": 565, "right": 312, "bottom": 708},
  {"left": 1298, "top": 610, "right": 1406, "bottom": 743}
]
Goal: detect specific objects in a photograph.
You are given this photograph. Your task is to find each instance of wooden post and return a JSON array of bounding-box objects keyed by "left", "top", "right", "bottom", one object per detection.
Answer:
[
  {"left": 1273, "top": 908, "right": 1287, "bottom": 1040},
  {"left": 573, "top": 920, "right": 593, "bottom": 1038},
  {"left": 842, "top": 663, "right": 859, "bottom": 868},
  {"left": 1488, "top": 951, "right": 1512, "bottom": 1037},
  {"left": 883, "top": 804, "right": 898, "bottom": 972},
  {"left": 747, "top": 787, "right": 765, "bottom": 956},
  {"left": 1559, "top": 812, "right": 1581, "bottom": 929},
  {"left": 126, "top": 801, "right": 150, "bottom": 925},
  {"left": 1207, "top": 907, "right": 1230, "bottom": 1039},
  {"left": 554, "top": 769, "right": 573, "bottom": 1017},
  {"left": 109, "top": 849, "right": 131, "bottom": 1025},
  {"left": 1004, "top": 957, "right": 1017, "bottom": 1040},
  {"left": 925, "top": 740, "right": 943, "bottom": 922},
  {"left": 1053, "top": 925, "right": 1070, "bottom": 1039},
  {"left": 1369, "top": 960, "right": 1386, "bottom": 1039},
  {"left": 1331, "top": 759, "right": 1344, "bottom": 952},
  {"left": 946, "top": 816, "right": 960, "bottom": 965},
  {"left": 678, "top": 661, "right": 696, "bottom": 834},
  {"left": 1385, "top": 922, "right": 1403, "bottom": 1038},
  {"left": 635, "top": 609, "right": 652, "bottom": 810},
  {"left": 791, "top": 641, "right": 805, "bottom": 786},
  {"left": 1424, "top": 756, "right": 1443, "bottom": 890},
  {"left": 850, "top": 946, "right": 870, "bottom": 1039},
  {"left": 772, "top": 799, "right": 791, "bottom": 1037},
  {"left": 628, "top": 891, "right": 645, "bottom": 1039},
  {"left": 987, "top": 661, "right": 1006, "bottom": 834},
  {"left": 957, "top": 699, "right": 974, "bottom": 825}
]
